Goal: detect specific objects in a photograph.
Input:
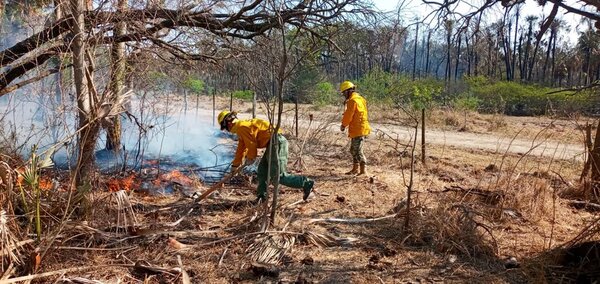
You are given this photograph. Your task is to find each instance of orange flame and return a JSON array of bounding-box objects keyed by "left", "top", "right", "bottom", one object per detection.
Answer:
[
  {"left": 39, "top": 178, "right": 53, "bottom": 191},
  {"left": 108, "top": 173, "right": 138, "bottom": 192},
  {"left": 160, "top": 170, "right": 194, "bottom": 187}
]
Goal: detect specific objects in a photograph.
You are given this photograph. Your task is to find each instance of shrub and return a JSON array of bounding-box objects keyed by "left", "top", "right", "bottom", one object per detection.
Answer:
[
  {"left": 310, "top": 81, "right": 338, "bottom": 107},
  {"left": 183, "top": 78, "right": 205, "bottom": 95},
  {"left": 232, "top": 90, "right": 254, "bottom": 100}
]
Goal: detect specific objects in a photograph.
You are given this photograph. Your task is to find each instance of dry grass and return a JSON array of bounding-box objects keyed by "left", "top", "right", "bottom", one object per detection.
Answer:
[{"left": 0, "top": 96, "right": 597, "bottom": 283}]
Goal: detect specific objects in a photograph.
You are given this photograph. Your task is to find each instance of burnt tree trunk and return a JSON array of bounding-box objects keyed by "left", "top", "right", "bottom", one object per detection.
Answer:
[
  {"left": 106, "top": 0, "right": 127, "bottom": 151},
  {"left": 454, "top": 32, "right": 462, "bottom": 82},
  {"left": 412, "top": 22, "right": 419, "bottom": 80},
  {"left": 425, "top": 30, "right": 431, "bottom": 75}
]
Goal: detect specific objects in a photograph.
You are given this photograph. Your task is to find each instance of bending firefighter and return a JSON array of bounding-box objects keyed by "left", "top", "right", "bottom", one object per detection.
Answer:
[
  {"left": 340, "top": 81, "right": 371, "bottom": 176},
  {"left": 217, "top": 110, "right": 314, "bottom": 202}
]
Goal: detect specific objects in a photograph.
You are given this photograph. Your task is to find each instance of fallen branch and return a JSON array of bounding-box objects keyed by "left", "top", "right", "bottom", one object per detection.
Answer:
[
  {"left": 55, "top": 246, "right": 136, "bottom": 251},
  {"left": 218, "top": 247, "right": 228, "bottom": 267},
  {"left": 176, "top": 255, "right": 191, "bottom": 284},
  {"left": 0, "top": 263, "right": 15, "bottom": 280},
  {"left": 165, "top": 208, "right": 193, "bottom": 227},
  {"left": 0, "top": 262, "right": 185, "bottom": 283},
  {"left": 0, "top": 239, "right": 34, "bottom": 257},
  {"left": 0, "top": 266, "right": 99, "bottom": 284},
  {"left": 62, "top": 277, "right": 105, "bottom": 284},
  {"left": 307, "top": 213, "right": 398, "bottom": 224},
  {"left": 568, "top": 200, "right": 600, "bottom": 212}
]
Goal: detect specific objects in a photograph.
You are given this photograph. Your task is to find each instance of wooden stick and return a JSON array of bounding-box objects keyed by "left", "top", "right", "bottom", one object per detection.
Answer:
[
  {"left": 307, "top": 213, "right": 398, "bottom": 224},
  {"left": 177, "top": 255, "right": 191, "bottom": 284},
  {"left": 1, "top": 263, "right": 15, "bottom": 280},
  {"left": 218, "top": 247, "right": 228, "bottom": 267},
  {"left": 55, "top": 246, "right": 136, "bottom": 251},
  {"left": 0, "top": 266, "right": 98, "bottom": 284},
  {"left": 193, "top": 166, "right": 245, "bottom": 202},
  {"left": 568, "top": 200, "right": 600, "bottom": 211},
  {"left": 0, "top": 239, "right": 34, "bottom": 257}
]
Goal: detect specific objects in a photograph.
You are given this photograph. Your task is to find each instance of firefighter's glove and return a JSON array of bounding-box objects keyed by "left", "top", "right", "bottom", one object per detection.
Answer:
[
  {"left": 244, "top": 159, "right": 256, "bottom": 166},
  {"left": 243, "top": 159, "right": 257, "bottom": 174}
]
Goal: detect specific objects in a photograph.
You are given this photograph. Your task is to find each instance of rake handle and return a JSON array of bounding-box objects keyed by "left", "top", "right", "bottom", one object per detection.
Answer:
[{"left": 194, "top": 165, "right": 245, "bottom": 202}]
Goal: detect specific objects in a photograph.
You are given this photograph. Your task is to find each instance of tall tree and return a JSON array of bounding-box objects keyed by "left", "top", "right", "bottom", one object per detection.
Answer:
[
  {"left": 522, "top": 15, "right": 537, "bottom": 80},
  {"left": 511, "top": 5, "right": 520, "bottom": 80},
  {"left": 68, "top": 0, "right": 99, "bottom": 204},
  {"left": 106, "top": 0, "right": 128, "bottom": 151},
  {"left": 444, "top": 19, "right": 454, "bottom": 82},
  {"left": 412, "top": 21, "right": 419, "bottom": 80}
]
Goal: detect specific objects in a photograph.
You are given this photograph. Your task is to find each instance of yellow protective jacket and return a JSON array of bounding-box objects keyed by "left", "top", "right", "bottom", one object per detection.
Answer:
[
  {"left": 230, "top": 118, "right": 278, "bottom": 167},
  {"left": 342, "top": 92, "right": 371, "bottom": 138}
]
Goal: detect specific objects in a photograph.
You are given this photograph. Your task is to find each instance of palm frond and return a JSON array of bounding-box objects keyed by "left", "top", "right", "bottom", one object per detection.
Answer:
[
  {"left": 0, "top": 209, "right": 22, "bottom": 268},
  {"left": 302, "top": 231, "right": 358, "bottom": 247},
  {"left": 246, "top": 233, "right": 295, "bottom": 265}
]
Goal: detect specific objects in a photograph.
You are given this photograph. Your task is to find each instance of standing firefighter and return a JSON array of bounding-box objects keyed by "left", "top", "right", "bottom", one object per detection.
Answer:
[
  {"left": 217, "top": 110, "right": 314, "bottom": 202},
  {"left": 340, "top": 81, "right": 371, "bottom": 175}
]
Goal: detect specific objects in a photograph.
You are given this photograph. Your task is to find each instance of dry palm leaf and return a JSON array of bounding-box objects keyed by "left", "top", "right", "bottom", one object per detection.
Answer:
[
  {"left": 0, "top": 210, "right": 22, "bottom": 268},
  {"left": 246, "top": 233, "right": 295, "bottom": 265},
  {"left": 302, "top": 231, "right": 358, "bottom": 247},
  {"left": 113, "top": 190, "right": 137, "bottom": 234}
]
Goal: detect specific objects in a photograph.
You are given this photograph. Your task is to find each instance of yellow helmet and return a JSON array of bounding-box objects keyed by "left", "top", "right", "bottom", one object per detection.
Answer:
[
  {"left": 339, "top": 81, "right": 355, "bottom": 92},
  {"left": 217, "top": 110, "right": 237, "bottom": 130}
]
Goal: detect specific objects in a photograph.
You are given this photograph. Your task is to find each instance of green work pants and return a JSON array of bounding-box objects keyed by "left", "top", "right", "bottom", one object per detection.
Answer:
[
  {"left": 256, "top": 134, "right": 309, "bottom": 199},
  {"left": 350, "top": 136, "right": 367, "bottom": 164}
]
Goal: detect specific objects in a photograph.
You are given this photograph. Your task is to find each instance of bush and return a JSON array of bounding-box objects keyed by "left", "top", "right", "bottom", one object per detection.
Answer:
[
  {"left": 232, "top": 90, "right": 254, "bottom": 100},
  {"left": 183, "top": 78, "right": 205, "bottom": 95},
  {"left": 452, "top": 93, "right": 480, "bottom": 113},
  {"left": 310, "top": 82, "right": 338, "bottom": 107}
]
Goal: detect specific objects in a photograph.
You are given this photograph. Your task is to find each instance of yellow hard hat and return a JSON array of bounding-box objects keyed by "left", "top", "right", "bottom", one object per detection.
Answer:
[
  {"left": 217, "top": 110, "right": 230, "bottom": 125},
  {"left": 339, "top": 81, "right": 355, "bottom": 92},
  {"left": 217, "top": 110, "right": 237, "bottom": 130}
]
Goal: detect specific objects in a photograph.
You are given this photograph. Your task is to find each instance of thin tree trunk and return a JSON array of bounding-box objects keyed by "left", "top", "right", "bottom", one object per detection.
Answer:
[
  {"left": 465, "top": 33, "right": 471, "bottom": 76},
  {"left": 518, "top": 35, "right": 524, "bottom": 80},
  {"left": 213, "top": 89, "right": 216, "bottom": 125},
  {"left": 421, "top": 108, "right": 425, "bottom": 164},
  {"left": 106, "top": 0, "right": 127, "bottom": 151},
  {"left": 412, "top": 22, "right": 419, "bottom": 80},
  {"left": 252, "top": 90, "right": 256, "bottom": 118},
  {"left": 542, "top": 30, "right": 554, "bottom": 84},
  {"left": 591, "top": 120, "right": 600, "bottom": 195},
  {"left": 70, "top": 0, "right": 98, "bottom": 203},
  {"left": 512, "top": 8, "right": 520, "bottom": 81},
  {"left": 454, "top": 32, "right": 462, "bottom": 82},
  {"left": 425, "top": 30, "right": 431, "bottom": 75},
  {"left": 295, "top": 96, "right": 299, "bottom": 137},
  {"left": 528, "top": 36, "right": 542, "bottom": 81},
  {"left": 581, "top": 123, "right": 593, "bottom": 181}
]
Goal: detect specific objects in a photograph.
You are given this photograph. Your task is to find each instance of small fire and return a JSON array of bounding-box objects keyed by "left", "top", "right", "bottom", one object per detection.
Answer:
[
  {"left": 39, "top": 178, "right": 53, "bottom": 191},
  {"left": 107, "top": 173, "right": 138, "bottom": 192},
  {"left": 15, "top": 167, "right": 55, "bottom": 191},
  {"left": 160, "top": 170, "right": 195, "bottom": 187}
]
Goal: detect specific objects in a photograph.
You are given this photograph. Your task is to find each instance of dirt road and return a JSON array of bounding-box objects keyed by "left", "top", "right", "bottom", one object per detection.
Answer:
[
  {"left": 267, "top": 113, "right": 586, "bottom": 161},
  {"left": 198, "top": 98, "right": 585, "bottom": 161},
  {"left": 373, "top": 123, "right": 584, "bottom": 161}
]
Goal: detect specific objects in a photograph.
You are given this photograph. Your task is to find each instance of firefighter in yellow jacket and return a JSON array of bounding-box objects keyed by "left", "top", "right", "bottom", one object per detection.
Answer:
[
  {"left": 340, "top": 81, "right": 371, "bottom": 175},
  {"left": 217, "top": 110, "right": 314, "bottom": 202}
]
